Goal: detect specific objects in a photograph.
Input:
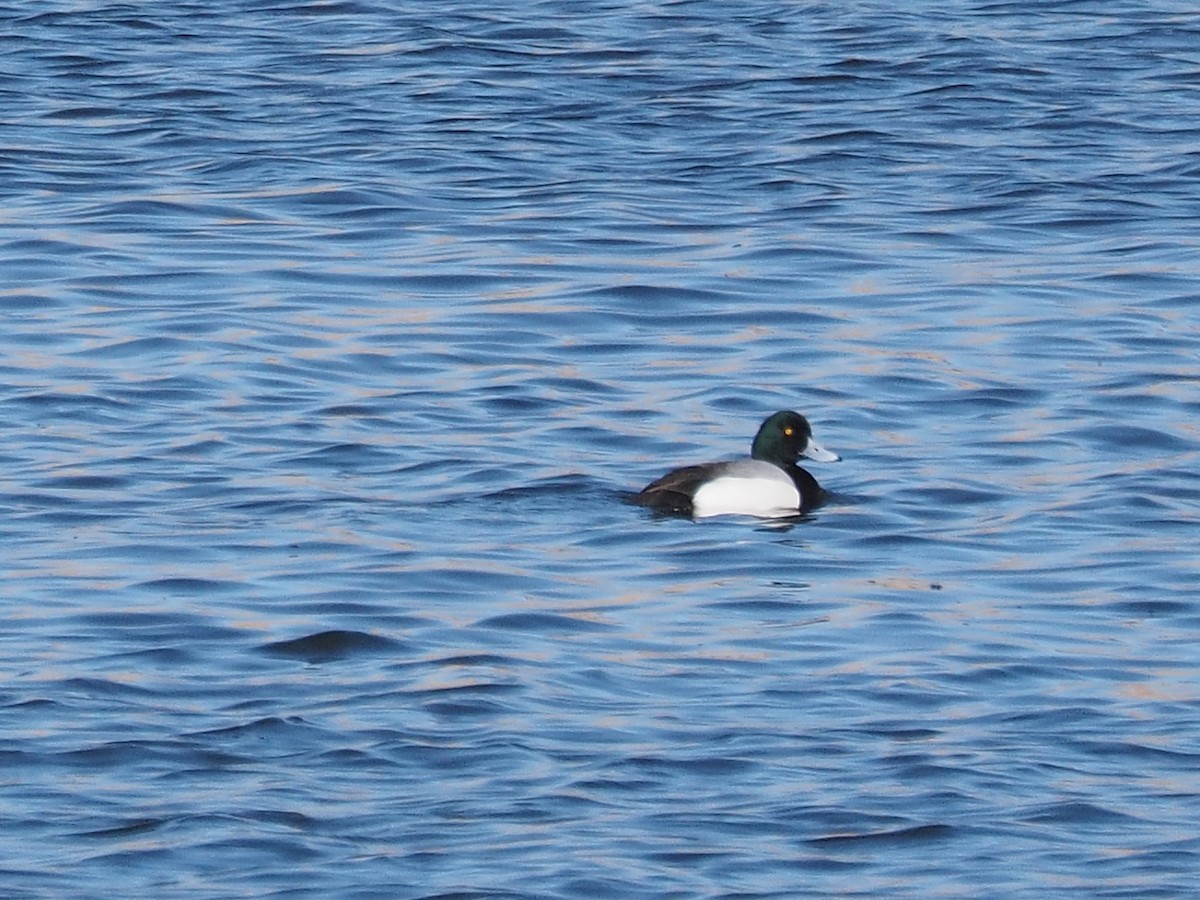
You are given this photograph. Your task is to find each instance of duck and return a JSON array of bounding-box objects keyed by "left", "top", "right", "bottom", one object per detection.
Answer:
[{"left": 634, "top": 410, "right": 839, "bottom": 518}]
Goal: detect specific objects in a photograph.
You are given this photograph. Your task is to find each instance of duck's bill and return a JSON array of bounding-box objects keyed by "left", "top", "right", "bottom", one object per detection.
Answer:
[{"left": 801, "top": 437, "right": 840, "bottom": 463}]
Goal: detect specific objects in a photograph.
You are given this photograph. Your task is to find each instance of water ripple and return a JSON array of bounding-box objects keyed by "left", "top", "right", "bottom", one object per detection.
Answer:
[{"left": 3, "top": 1, "right": 1200, "bottom": 897}]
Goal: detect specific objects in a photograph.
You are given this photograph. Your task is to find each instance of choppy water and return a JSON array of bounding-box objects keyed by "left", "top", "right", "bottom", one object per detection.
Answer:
[{"left": 4, "top": 1, "right": 1200, "bottom": 896}]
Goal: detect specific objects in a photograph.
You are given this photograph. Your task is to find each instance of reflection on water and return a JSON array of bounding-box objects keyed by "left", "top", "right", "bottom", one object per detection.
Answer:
[{"left": 3, "top": 1, "right": 1200, "bottom": 896}]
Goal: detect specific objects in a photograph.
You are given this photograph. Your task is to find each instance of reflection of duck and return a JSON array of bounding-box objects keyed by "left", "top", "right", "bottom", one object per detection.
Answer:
[{"left": 634, "top": 411, "right": 839, "bottom": 518}]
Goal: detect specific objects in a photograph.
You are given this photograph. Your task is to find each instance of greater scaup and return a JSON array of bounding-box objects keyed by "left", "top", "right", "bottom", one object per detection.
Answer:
[{"left": 635, "top": 410, "right": 839, "bottom": 518}]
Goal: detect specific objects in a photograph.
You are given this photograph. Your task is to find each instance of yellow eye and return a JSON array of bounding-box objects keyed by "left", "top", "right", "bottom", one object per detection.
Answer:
[{"left": 783, "top": 427, "right": 794, "bottom": 436}]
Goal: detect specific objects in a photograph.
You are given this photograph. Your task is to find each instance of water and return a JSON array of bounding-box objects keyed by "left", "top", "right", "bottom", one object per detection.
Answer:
[{"left": 4, "top": 1, "right": 1200, "bottom": 896}]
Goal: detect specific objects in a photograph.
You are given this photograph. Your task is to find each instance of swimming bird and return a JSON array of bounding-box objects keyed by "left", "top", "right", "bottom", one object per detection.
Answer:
[{"left": 634, "top": 410, "right": 839, "bottom": 518}]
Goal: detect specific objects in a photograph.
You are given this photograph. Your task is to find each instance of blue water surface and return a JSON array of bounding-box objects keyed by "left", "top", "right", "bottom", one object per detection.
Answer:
[{"left": 3, "top": 1, "right": 1200, "bottom": 897}]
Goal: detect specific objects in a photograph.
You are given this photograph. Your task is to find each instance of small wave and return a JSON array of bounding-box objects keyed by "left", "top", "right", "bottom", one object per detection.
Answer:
[{"left": 257, "top": 629, "right": 400, "bottom": 663}]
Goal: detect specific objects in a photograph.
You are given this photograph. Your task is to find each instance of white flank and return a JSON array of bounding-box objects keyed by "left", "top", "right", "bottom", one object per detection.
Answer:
[{"left": 691, "top": 475, "right": 801, "bottom": 519}]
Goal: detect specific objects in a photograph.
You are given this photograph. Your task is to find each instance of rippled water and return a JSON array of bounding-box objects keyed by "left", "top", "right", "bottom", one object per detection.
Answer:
[{"left": 4, "top": 1, "right": 1200, "bottom": 896}]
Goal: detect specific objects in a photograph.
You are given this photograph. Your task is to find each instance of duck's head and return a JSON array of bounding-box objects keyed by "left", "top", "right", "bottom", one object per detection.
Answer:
[{"left": 751, "top": 410, "right": 840, "bottom": 466}]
